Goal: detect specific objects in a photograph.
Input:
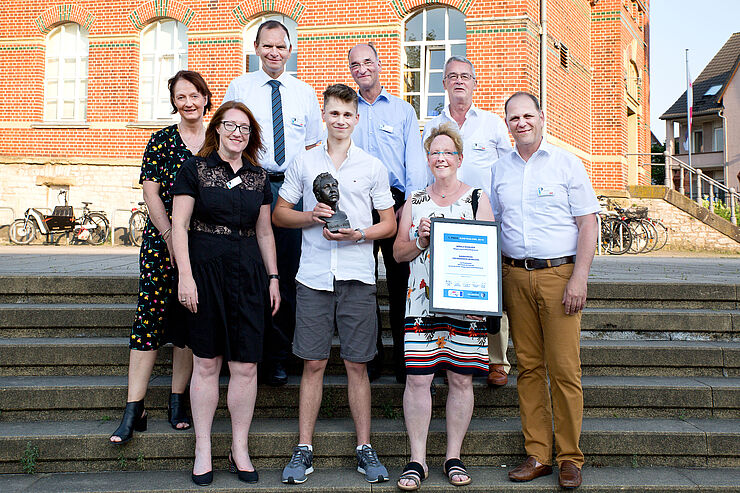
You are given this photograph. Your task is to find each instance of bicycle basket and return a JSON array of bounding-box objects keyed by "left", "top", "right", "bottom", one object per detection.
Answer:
[{"left": 625, "top": 206, "right": 648, "bottom": 220}]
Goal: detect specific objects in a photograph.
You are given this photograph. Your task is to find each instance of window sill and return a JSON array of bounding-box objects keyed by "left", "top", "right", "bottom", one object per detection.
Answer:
[
  {"left": 31, "top": 121, "right": 89, "bottom": 129},
  {"left": 126, "top": 121, "right": 177, "bottom": 129}
]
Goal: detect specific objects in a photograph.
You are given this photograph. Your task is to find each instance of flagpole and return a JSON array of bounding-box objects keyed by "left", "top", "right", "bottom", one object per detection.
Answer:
[{"left": 686, "top": 49, "right": 692, "bottom": 168}]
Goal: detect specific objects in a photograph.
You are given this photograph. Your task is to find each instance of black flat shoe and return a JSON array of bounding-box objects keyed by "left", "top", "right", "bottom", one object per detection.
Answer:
[
  {"left": 191, "top": 470, "right": 213, "bottom": 486},
  {"left": 228, "top": 452, "right": 259, "bottom": 483},
  {"left": 168, "top": 392, "right": 192, "bottom": 430},
  {"left": 109, "top": 400, "right": 146, "bottom": 445}
]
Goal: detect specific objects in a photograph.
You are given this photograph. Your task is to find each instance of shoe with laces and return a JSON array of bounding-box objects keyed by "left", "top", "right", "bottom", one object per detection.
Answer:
[
  {"left": 356, "top": 444, "right": 389, "bottom": 483},
  {"left": 282, "top": 446, "right": 313, "bottom": 484}
]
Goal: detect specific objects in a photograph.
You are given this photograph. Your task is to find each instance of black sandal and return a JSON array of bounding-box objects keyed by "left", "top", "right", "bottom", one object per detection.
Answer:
[
  {"left": 168, "top": 392, "right": 192, "bottom": 430},
  {"left": 397, "top": 461, "right": 427, "bottom": 491},
  {"left": 444, "top": 458, "right": 471, "bottom": 486},
  {"left": 109, "top": 400, "right": 147, "bottom": 445}
]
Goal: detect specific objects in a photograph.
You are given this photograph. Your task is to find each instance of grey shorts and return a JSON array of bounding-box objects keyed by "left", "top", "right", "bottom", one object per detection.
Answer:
[{"left": 293, "top": 280, "right": 378, "bottom": 363}]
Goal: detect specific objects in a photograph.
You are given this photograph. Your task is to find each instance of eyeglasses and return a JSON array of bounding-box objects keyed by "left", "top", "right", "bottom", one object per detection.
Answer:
[
  {"left": 428, "top": 151, "right": 459, "bottom": 158},
  {"left": 349, "top": 59, "right": 376, "bottom": 71},
  {"left": 444, "top": 73, "right": 474, "bottom": 81},
  {"left": 221, "top": 121, "right": 251, "bottom": 134}
]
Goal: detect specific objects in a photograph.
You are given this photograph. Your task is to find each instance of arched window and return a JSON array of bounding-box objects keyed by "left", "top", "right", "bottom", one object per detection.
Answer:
[
  {"left": 626, "top": 60, "right": 639, "bottom": 102},
  {"left": 403, "top": 6, "right": 466, "bottom": 120},
  {"left": 244, "top": 14, "right": 298, "bottom": 77},
  {"left": 45, "top": 23, "right": 88, "bottom": 121},
  {"left": 139, "top": 19, "right": 188, "bottom": 121}
]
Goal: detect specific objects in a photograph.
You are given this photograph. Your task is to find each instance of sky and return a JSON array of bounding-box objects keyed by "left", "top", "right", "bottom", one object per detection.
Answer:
[{"left": 650, "top": 0, "right": 739, "bottom": 143}]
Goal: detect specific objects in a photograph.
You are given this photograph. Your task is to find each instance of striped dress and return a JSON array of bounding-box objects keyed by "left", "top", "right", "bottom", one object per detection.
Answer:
[{"left": 403, "top": 188, "right": 489, "bottom": 376}]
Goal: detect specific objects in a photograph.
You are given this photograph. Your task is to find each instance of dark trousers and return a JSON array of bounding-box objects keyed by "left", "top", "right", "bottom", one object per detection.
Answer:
[
  {"left": 371, "top": 187, "right": 409, "bottom": 377},
  {"left": 261, "top": 179, "right": 301, "bottom": 368}
]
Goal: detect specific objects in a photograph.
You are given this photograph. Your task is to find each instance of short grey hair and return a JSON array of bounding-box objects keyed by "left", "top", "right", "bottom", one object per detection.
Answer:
[{"left": 443, "top": 56, "right": 475, "bottom": 78}]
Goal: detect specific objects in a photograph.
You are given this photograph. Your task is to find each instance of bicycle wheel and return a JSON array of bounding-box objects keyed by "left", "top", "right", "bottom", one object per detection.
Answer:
[
  {"left": 82, "top": 212, "right": 110, "bottom": 245},
  {"left": 651, "top": 220, "right": 668, "bottom": 251},
  {"left": 128, "top": 210, "right": 147, "bottom": 247},
  {"left": 640, "top": 219, "right": 658, "bottom": 253},
  {"left": 628, "top": 221, "right": 649, "bottom": 254},
  {"left": 8, "top": 219, "right": 36, "bottom": 245},
  {"left": 601, "top": 217, "right": 631, "bottom": 255}
]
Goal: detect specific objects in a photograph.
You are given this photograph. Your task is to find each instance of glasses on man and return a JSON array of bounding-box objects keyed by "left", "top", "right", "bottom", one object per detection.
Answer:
[
  {"left": 428, "top": 151, "right": 459, "bottom": 158},
  {"left": 221, "top": 121, "right": 251, "bottom": 134},
  {"left": 349, "top": 59, "right": 376, "bottom": 71},
  {"left": 445, "top": 73, "right": 474, "bottom": 81}
]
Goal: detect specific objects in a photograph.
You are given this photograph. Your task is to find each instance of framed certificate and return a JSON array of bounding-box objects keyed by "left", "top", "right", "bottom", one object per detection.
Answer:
[{"left": 429, "top": 217, "right": 502, "bottom": 316}]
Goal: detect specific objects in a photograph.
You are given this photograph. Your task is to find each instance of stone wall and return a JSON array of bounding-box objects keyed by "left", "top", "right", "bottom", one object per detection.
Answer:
[{"left": 611, "top": 197, "right": 740, "bottom": 253}]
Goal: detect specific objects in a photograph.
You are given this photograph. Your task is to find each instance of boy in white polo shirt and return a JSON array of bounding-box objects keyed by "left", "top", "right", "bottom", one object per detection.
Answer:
[{"left": 272, "top": 83, "right": 396, "bottom": 484}]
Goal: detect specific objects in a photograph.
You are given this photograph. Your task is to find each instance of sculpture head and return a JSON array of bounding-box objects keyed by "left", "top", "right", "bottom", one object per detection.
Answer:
[{"left": 312, "top": 172, "right": 340, "bottom": 208}]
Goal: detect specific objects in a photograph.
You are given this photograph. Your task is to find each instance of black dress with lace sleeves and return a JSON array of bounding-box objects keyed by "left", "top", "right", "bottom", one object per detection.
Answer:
[{"left": 170, "top": 151, "right": 273, "bottom": 362}]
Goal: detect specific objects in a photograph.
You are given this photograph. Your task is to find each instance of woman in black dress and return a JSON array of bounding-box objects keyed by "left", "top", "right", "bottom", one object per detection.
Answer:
[
  {"left": 171, "top": 100, "right": 280, "bottom": 486},
  {"left": 110, "top": 70, "right": 212, "bottom": 445}
]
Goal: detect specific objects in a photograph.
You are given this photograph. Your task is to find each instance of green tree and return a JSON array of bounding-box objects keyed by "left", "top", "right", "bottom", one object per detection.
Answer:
[{"left": 651, "top": 141, "right": 665, "bottom": 185}]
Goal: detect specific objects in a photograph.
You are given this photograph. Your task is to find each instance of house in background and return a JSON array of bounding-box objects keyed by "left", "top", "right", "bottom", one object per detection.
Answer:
[{"left": 660, "top": 32, "right": 740, "bottom": 194}]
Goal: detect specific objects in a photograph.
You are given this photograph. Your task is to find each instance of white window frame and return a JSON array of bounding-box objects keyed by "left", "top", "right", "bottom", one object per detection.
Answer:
[
  {"left": 139, "top": 19, "right": 188, "bottom": 121},
  {"left": 402, "top": 7, "right": 466, "bottom": 120},
  {"left": 244, "top": 14, "right": 298, "bottom": 77},
  {"left": 713, "top": 126, "right": 724, "bottom": 152},
  {"left": 45, "top": 23, "right": 88, "bottom": 121}
]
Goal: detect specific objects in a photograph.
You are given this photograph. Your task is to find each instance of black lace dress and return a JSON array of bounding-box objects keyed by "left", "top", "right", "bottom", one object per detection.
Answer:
[{"left": 171, "top": 151, "right": 273, "bottom": 362}]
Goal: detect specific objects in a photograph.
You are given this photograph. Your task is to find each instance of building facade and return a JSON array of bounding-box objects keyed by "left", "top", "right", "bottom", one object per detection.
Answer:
[{"left": 0, "top": 0, "right": 650, "bottom": 235}]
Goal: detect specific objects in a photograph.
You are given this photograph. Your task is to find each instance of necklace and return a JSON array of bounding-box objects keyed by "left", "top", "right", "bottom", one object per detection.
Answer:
[
  {"left": 178, "top": 124, "right": 205, "bottom": 152},
  {"left": 432, "top": 181, "right": 462, "bottom": 198}
]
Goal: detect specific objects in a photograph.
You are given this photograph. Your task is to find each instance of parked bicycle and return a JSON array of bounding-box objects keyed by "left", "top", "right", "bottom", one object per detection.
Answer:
[
  {"left": 597, "top": 196, "right": 669, "bottom": 255},
  {"left": 8, "top": 191, "right": 110, "bottom": 245},
  {"left": 128, "top": 201, "right": 148, "bottom": 247},
  {"left": 598, "top": 196, "right": 632, "bottom": 255}
]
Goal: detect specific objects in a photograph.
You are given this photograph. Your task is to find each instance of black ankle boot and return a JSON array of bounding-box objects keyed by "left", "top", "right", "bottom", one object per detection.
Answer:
[
  {"left": 168, "top": 392, "right": 192, "bottom": 430},
  {"left": 110, "top": 400, "right": 147, "bottom": 445}
]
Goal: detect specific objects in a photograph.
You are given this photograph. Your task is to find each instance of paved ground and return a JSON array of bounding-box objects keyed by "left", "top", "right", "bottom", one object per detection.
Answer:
[{"left": 0, "top": 245, "right": 738, "bottom": 283}]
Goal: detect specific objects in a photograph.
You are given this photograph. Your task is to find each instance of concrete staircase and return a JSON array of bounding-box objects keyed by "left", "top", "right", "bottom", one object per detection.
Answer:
[{"left": 0, "top": 274, "right": 738, "bottom": 491}]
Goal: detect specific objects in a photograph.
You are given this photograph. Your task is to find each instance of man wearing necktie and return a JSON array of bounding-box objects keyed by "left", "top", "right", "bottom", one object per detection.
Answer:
[{"left": 224, "top": 20, "right": 322, "bottom": 386}]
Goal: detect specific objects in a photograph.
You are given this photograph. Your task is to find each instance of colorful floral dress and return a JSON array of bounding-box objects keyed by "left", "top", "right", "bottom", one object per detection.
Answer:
[
  {"left": 403, "top": 187, "right": 489, "bottom": 376},
  {"left": 130, "top": 125, "right": 192, "bottom": 351}
]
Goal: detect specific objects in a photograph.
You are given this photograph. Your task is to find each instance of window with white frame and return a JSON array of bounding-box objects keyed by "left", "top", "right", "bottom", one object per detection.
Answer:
[
  {"left": 713, "top": 126, "right": 724, "bottom": 152},
  {"left": 402, "top": 6, "right": 466, "bottom": 120},
  {"left": 45, "top": 23, "right": 88, "bottom": 121},
  {"left": 244, "top": 14, "right": 298, "bottom": 76},
  {"left": 139, "top": 19, "right": 188, "bottom": 121}
]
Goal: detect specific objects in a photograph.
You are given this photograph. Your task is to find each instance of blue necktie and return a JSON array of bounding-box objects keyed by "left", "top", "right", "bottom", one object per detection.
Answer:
[{"left": 268, "top": 80, "right": 285, "bottom": 167}]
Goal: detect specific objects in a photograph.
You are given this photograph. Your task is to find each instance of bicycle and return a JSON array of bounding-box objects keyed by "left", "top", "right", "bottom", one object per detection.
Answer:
[
  {"left": 9, "top": 191, "right": 110, "bottom": 245},
  {"left": 597, "top": 196, "right": 632, "bottom": 255},
  {"left": 128, "top": 202, "right": 148, "bottom": 247}
]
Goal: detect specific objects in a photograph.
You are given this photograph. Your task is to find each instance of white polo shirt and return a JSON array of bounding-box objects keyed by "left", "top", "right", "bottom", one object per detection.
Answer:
[
  {"left": 224, "top": 70, "right": 322, "bottom": 173},
  {"left": 423, "top": 104, "right": 512, "bottom": 196},
  {"left": 278, "top": 142, "right": 395, "bottom": 291},
  {"left": 490, "top": 140, "right": 600, "bottom": 259}
]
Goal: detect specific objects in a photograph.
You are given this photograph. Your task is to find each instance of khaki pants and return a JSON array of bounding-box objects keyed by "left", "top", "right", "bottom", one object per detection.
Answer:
[
  {"left": 487, "top": 313, "right": 510, "bottom": 372},
  {"left": 502, "top": 262, "right": 584, "bottom": 468}
]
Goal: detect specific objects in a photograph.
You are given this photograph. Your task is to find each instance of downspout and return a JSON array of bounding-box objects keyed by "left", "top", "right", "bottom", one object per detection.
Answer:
[
  {"left": 540, "top": 0, "right": 547, "bottom": 115},
  {"left": 718, "top": 109, "right": 728, "bottom": 188}
]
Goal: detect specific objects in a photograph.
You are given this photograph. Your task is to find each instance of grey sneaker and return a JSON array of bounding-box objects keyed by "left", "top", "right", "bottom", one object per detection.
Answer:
[
  {"left": 356, "top": 444, "right": 389, "bottom": 483},
  {"left": 282, "top": 446, "right": 314, "bottom": 484}
]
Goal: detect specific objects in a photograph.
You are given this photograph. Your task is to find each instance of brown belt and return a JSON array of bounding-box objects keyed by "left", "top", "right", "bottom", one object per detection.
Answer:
[{"left": 502, "top": 255, "right": 575, "bottom": 271}]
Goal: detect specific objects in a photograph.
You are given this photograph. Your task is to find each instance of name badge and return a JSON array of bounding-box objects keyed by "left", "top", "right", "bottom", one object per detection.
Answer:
[
  {"left": 226, "top": 176, "right": 243, "bottom": 189},
  {"left": 291, "top": 117, "right": 305, "bottom": 127},
  {"left": 380, "top": 124, "right": 394, "bottom": 133},
  {"left": 473, "top": 142, "right": 487, "bottom": 151},
  {"left": 537, "top": 186, "right": 555, "bottom": 197}
]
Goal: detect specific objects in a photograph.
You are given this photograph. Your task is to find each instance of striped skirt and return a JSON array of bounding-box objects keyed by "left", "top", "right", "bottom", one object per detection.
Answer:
[{"left": 403, "top": 316, "right": 489, "bottom": 377}]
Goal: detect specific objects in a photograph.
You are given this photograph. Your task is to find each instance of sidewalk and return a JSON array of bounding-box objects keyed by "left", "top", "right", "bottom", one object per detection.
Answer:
[{"left": 0, "top": 245, "right": 738, "bottom": 283}]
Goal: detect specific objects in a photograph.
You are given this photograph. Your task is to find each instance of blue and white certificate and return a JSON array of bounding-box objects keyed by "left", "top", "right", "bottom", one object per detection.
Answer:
[{"left": 429, "top": 218, "right": 502, "bottom": 316}]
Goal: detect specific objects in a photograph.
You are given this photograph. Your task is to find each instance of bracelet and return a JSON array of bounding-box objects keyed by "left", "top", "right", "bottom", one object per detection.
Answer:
[
  {"left": 415, "top": 237, "right": 425, "bottom": 250},
  {"left": 161, "top": 227, "right": 171, "bottom": 240},
  {"left": 268, "top": 274, "right": 280, "bottom": 280}
]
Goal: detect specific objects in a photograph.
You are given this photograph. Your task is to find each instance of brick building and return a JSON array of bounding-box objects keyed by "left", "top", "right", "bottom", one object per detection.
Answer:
[{"left": 0, "top": 0, "right": 649, "bottom": 234}]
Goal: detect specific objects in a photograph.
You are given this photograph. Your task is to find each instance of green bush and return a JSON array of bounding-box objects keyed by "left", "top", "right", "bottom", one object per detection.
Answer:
[{"left": 702, "top": 197, "right": 740, "bottom": 222}]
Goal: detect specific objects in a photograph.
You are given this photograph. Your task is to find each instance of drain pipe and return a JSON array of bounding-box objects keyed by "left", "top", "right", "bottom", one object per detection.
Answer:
[{"left": 540, "top": 0, "right": 547, "bottom": 115}]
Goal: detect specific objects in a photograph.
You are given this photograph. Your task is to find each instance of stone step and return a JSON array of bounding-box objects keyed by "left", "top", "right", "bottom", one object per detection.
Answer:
[
  {"left": 0, "top": 276, "right": 137, "bottom": 304},
  {"left": 1, "top": 374, "right": 738, "bottom": 422},
  {"left": 0, "top": 417, "right": 738, "bottom": 473},
  {"left": 2, "top": 466, "right": 740, "bottom": 492},
  {"left": 2, "top": 338, "right": 738, "bottom": 378},
  {"left": 1, "top": 303, "right": 738, "bottom": 340}
]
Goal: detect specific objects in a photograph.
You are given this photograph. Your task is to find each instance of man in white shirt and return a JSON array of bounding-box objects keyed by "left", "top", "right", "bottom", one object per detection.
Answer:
[
  {"left": 423, "top": 55, "right": 512, "bottom": 388},
  {"left": 347, "top": 42, "right": 428, "bottom": 383},
  {"left": 273, "top": 84, "right": 396, "bottom": 485},
  {"left": 490, "top": 91, "right": 599, "bottom": 490},
  {"left": 224, "top": 20, "right": 322, "bottom": 386}
]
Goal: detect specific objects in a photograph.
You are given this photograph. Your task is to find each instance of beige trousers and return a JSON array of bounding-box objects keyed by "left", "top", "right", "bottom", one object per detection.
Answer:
[
  {"left": 487, "top": 313, "right": 510, "bottom": 372},
  {"left": 502, "top": 262, "right": 584, "bottom": 468}
]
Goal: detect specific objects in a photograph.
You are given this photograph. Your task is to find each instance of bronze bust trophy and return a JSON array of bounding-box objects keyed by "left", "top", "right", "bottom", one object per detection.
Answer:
[{"left": 312, "top": 172, "right": 351, "bottom": 232}]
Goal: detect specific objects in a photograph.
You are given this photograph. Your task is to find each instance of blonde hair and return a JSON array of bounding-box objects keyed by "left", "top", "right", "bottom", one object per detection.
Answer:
[{"left": 424, "top": 122, "right": 464, "bottom": 157}]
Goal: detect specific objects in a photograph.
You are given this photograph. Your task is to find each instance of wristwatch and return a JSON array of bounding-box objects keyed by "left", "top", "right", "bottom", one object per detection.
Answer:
[{"left": 355, "top": 228, "right": 366, "bottom": 243}]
